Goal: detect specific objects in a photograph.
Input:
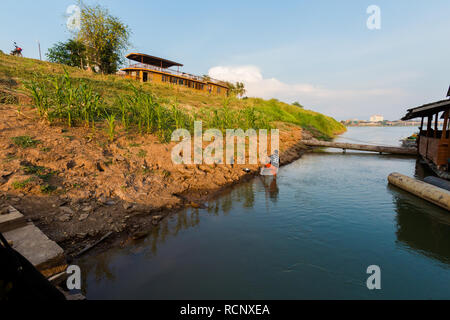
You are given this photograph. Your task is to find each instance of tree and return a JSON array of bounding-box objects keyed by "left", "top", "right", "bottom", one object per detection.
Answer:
[
  {"left": 227, "top": 82, "right": 246, "bottom": 98},
  {"left": 235, "top": 82, "right": 246, "bottom": 98},
  {"left": 77, "top": 3, "right": 131, "bottom": 74},
  {"left": 292, "top": 101, "right": 304, "bottom": 108},
  {"left": 47, "top": 39, "right": 86, "bottom": 68}
]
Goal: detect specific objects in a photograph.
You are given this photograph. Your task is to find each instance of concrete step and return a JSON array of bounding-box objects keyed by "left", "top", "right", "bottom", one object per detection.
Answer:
[
  {"left": 4, "top": 223, "right": 65, "bottom": 272},
  {"left": 0, "top": 205, "right": 27, "bottom": 233}
]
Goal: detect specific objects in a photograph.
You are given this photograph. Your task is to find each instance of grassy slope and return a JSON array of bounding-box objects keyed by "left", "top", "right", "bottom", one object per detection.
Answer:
[{"left": 0, "top": 52, "right": 346, "bottom": 138}]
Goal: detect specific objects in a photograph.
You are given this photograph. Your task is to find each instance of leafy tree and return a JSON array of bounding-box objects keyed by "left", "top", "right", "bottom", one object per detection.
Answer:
[
  {"left": 47, "top": 39, "right": 86, "bottom": 68},
  {"left": 292, "top": 101, "right": 304, "bottom": 108},
  {"left": 235, "top": 82, "right": 246, "bottom": 98},
  {"left": 77, "top": 3, "right": 131, "bottom": 74},
  {"left": 227, "top": 82, "right": 246, "bottom": 98}
]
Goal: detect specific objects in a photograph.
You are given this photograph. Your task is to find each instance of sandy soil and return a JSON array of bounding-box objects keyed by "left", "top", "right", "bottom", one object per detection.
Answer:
[{"left": 0, "top": 104, "right": 310, "bottom": 256}]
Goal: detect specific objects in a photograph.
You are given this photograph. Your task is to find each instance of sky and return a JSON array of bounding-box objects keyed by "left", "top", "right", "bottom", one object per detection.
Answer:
[{"left": 1, "top": 0, "right": 449, "bottom": 120}]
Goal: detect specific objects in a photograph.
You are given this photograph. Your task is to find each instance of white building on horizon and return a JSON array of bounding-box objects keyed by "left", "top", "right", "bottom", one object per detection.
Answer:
[{"left": 370, "top": 115, "right": 384, "bottom": 122}]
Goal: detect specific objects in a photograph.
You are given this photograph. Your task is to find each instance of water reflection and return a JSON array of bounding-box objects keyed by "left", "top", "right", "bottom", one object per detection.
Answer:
[
  {"left": 79, "top": 181, "right": 260, "bottom": 292},
  {"left": 389, "top": 160, "right": 450, "bottom": 266},
  {"left": 391, "top": 188, "right": 450, "bottom": 266},
  {"left": 260, "top": 176, "right": 279, "bottom": 202}
]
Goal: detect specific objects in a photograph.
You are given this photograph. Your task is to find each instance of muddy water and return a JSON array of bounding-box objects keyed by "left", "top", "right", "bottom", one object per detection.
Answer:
[{"left": 78, "top": 127, "right": 450, "bottom": 299}]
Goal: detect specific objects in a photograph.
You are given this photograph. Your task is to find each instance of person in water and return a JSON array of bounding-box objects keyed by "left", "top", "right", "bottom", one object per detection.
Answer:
[{"left": 263, "top": 150, "right": 279, "bottom": 176}]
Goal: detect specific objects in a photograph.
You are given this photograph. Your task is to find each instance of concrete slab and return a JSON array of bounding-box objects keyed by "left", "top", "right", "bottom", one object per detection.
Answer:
[
  {"left": 0, "top": 206, "right": 26, "bottom": 232},
  {"left": 4, "top": 223, "right": 65, "bottom": 271}
]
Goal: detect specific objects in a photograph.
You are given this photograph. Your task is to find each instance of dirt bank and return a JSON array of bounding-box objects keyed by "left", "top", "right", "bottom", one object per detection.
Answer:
[{"left": 0, "top": 104, "right": 311, "bottom": 256}]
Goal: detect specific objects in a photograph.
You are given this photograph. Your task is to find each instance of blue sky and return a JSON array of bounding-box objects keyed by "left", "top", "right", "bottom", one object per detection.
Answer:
[{"left": 1, "top": 0, "right": 449, "bottom": 120}]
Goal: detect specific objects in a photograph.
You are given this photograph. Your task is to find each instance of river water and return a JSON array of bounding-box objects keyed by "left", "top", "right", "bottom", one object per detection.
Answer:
[{"left": 78, "top": 127, "right": 450, "bottom": 299}]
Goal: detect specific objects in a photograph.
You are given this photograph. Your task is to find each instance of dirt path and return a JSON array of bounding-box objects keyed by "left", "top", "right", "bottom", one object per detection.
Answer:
[{"left": 0, "top": 104, "right": 310, "bottom": 256}]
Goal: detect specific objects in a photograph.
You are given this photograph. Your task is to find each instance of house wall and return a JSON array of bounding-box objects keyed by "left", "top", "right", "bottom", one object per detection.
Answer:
[{"left": 122, "top": 68, "right": 228, "bottom": 96}]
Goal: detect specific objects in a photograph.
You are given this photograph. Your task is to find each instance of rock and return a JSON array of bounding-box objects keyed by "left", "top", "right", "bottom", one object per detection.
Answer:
[
  {"left": 105, "top": 200, "right": 115, "bottom": 206},
  {"left": 60, "top": 206, "right": 74, "bottom": 215},
  {"left": 131, "top": 231, "right": 149, "bottom": 240},
  {"left": 123, "top": 203, "right": 132, "bottom": 210},
  {"left": 152, "top": 215, "right": 163, "bottom": 226},
  {"left": 11, "top": 198, "right": 20, "bottom": 202},
  {"left": 66, "top": 160, "right": 76, "bottom": 170},
  {"left": 76, "top": 233, "right": 87, "bottom": 239},
  {"left": 79, "top": 214, "right": 89, "bottom": 222},
  {"left": 58, "top": 214, "right": 71, "bottom": 222},
  {"left": 115, "top": 155, "right": 125, "bottom": 162},
  {"left": 82, "top": 206, "right": 92, "bottom": 212}
]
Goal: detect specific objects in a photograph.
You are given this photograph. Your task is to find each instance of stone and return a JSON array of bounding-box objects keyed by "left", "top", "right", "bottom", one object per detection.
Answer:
[
  {"left": 82, "top": 206, "right": 92, "bottom": 212},
  {"left": 132, "top": 231, "right": 149, "bottom": 240},
  {"left": 123, "top": 203, "right": 132, "bottom": 210},
  {"left": 4, "top": 224, "right": 65, "bottom": 271},
  {"left": 58, "top": 214, "right": 71, "bottom": 222},
  {"left": 60, "top": 206, "right": 74, "bottom": 215},
  {"left": 105, "top": 200, "right": 115, "bottom": 206},
  {"left": 0, "top": 206, "right": 26, "bottom": 232},
  {"left": 76, "top": 233, "right": 87, "bottom": 239},
  {"left": 79, "top": 214, "right": 89, "bottom": 221}
]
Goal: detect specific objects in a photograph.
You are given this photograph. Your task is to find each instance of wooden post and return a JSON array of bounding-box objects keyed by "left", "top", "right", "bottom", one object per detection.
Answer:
[
  {"left": 434, "top": 112, "right": 439, "bottom": 138},
  {"left": 442, "top": 110, "right": 449, "bottom": 141},
  {"left": 426, "top": 116, "right": 432, "bottom": 137}
]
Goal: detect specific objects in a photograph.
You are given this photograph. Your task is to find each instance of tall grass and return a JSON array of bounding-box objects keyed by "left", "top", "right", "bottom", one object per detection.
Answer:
[
  {"left": 24, "top": 71, "right": 103, "bottom": 128},
  {"left": 24, "top": 70, "right": 344, "bottom": 143}
]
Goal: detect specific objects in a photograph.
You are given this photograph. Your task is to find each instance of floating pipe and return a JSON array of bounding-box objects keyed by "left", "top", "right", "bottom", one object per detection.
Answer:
[{"left": 388, "top": 172, "right": 450, "bottom": 211}]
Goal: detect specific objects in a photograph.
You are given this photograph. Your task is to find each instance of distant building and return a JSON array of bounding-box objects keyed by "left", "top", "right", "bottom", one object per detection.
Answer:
[{"left": 370, "top": 115, "right": 384, "bottom": 122}]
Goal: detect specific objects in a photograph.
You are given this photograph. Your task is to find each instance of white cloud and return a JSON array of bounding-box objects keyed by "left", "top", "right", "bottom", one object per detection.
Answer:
[{"left": 208, "top": 65, "right": 410, "bottom": 120}]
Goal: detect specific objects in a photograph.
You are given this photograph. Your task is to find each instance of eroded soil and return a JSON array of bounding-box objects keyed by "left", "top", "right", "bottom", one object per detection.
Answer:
[{"left": 0, "top": 104, "right": 310, "bottom": 256}]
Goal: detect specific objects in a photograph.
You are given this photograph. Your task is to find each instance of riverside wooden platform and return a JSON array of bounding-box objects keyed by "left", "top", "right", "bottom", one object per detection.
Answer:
[{"left": 303, "top": 140, "right": 417, "bottom": 155}]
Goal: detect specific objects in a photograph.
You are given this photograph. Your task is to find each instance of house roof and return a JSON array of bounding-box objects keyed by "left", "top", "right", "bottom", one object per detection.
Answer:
[
  {"left": 125, "top": 53, "right": 183, "bottom": 68},
  {"left": 402, "top": 99, "right": 450, "bottom": 120}
]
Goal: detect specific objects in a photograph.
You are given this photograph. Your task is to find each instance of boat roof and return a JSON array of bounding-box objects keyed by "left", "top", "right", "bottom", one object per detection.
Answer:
[
  {"left": 125, "top": 53, "right": 183, "bottom": 69},
  {"left": 402, "top": 98, "right": 450, "bottom": 120}
]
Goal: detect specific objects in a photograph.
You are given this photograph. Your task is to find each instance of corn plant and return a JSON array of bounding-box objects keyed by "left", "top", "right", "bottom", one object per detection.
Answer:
[{"left": 105, "top": 113, "right": 116, "bottom": 142}]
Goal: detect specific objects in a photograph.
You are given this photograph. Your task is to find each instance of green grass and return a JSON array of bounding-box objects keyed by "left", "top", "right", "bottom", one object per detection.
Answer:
[
  {"left": 11, "top": 136, "right": 40, "bottom": 148},
  {"left": 40, "top": 184, "right": 57, "bottom": 194},
  {"left": 0, "top": 52, "right": 346, "bottom": 139},
  {"left": 12, "top": 178, "right": 33, "bottom": 190},
  {"left": 137, "top": 149, "right": 147, "bottom": 158}
]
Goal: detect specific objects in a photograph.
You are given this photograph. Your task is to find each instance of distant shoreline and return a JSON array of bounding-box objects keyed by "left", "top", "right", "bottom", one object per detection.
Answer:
[{"left": 345, "top": 123, "right": 421, "bottom": 127}]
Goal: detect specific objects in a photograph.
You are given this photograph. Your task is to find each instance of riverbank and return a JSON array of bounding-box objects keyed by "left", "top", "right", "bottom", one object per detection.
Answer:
[
  {"left": 0, "top": 103, "right": 315, "bottom": 256},
  {"left": 0, "top": 53, "right": 347, "bottom": 257}
]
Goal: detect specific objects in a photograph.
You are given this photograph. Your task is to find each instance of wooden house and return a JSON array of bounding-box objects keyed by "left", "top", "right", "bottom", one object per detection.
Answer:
[
  {"left": 402, "top": 98, "right": 450, "bottom": 177},
  {"left": 120, "top": 53, "right": 229, "bottom": 96}
]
